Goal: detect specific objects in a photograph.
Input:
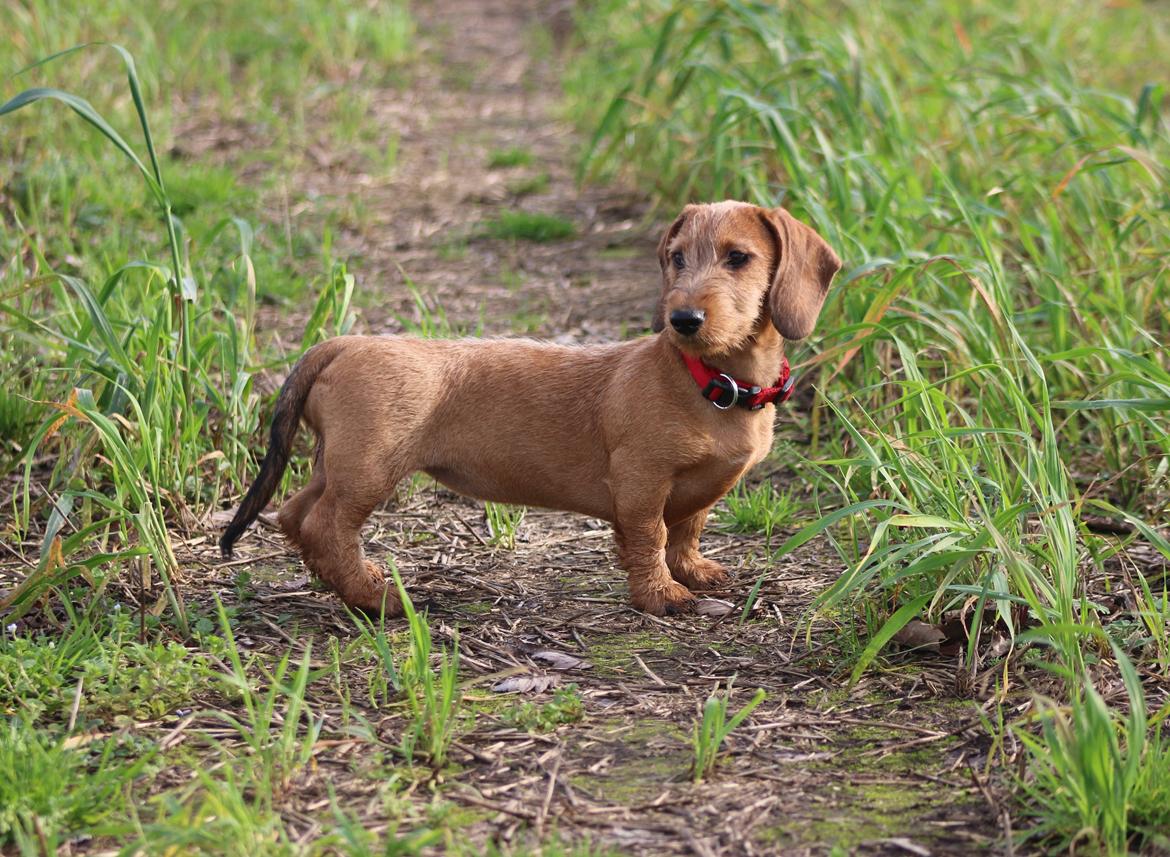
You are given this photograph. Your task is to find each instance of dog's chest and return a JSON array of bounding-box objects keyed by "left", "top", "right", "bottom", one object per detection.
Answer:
[{"left": 666, "top": 423, "right": 771, "bottom": 521}]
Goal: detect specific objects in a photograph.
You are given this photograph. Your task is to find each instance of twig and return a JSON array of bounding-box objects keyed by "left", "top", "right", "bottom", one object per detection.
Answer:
[
  {"left": 632, "top": 652, "right": 667, "bottom": 687},
  {"left": 451, "top": 509, "right": 489, "bottom": 547},
  {"left": 453, "top": 790, "right": 537, "bottom": 820},
  {"left": 536, "top": 751, "right": 562, "bottom": 837},
  {"left": 66, "top": 676, "right": 83, "bottom": 733},
  {"left": 967, "top": 764, "right": 1014, "bottom": 857}
]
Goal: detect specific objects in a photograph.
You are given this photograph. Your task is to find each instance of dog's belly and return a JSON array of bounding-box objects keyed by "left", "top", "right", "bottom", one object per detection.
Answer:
[{"left": 423, "top": 466, "right": 613, "bottom": 521}]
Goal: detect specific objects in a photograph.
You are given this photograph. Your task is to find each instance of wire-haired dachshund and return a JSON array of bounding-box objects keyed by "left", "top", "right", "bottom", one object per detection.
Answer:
[{"left": 221, "top": 201, "right": 841, "bottom": 616}]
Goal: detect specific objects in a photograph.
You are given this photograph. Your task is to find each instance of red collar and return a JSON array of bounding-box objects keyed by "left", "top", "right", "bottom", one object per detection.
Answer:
[{"left": 681, "top": 351, "right": 794, "bottom": 411}]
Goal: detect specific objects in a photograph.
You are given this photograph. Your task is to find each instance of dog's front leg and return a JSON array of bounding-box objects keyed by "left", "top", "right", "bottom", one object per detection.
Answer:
[
  {"left": 610, "top": 472, "right": 696, "bottom": 616},
  {"left": 666, "top": 507, "right": 730, "bottom": 590}
]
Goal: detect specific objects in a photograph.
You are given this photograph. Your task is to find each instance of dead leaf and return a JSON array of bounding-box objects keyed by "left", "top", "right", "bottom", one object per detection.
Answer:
[
  {"left": 275, "top": 573, "right": 311, "bottom": 591},
  {"left": 530, "top": 650, "right": 591, "bottom": 671},
  {"left": 891, "top": 619, "right": 945, "bottom": 652},
  {"left": 492, "top": 674, "right": 556, "bottom": 694},
  {"left": 207, "top": 507, "right": 238, "bottom": 527},
  {"left": 987, "top": 633, "right": 1013, "bottom": 659},
  {"left": 695, "top": 598, "right": 735, "bottom": 618},
  {"left": 62, "top": 730, "right": 108, "bottom": 750}
]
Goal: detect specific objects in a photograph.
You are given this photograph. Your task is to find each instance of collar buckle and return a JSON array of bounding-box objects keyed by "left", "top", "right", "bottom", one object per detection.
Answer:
[
  {"left": 706, "top": 373, "right": 739, "bottom": 410},
  {"left": 702, "top": 374, "right": 764, "bottom": 410}
]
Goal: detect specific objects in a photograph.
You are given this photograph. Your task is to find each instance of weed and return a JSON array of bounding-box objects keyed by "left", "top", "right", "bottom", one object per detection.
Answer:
[
  {"left": 349, "top": 602, "right": 403, "bottom": 707},
  {"left": 487, "top": 147, "right": 535, "bottom": 168},
  {"left": 326, "top": 787, "right": 443, "bottom": 855},
  {"left": 1016, "top": 645, "right": 1170, "bottom": 854},
  {"left": 483, "top": 210, "right": 575, "bottom": 242},
  {"left": 485, "top": 501, "right": 526, "bottom": 549},
  {"left": 0, "top": 721, "right": 146, "bottom": 849},
  {"left": 210, "top": 598, "right": 323, "bottom": 802},
  {"left": 395, "top": 281, "right": 473, "bottom": 338},
  {"left": 0, "top": 608, "right": 210, "bottom": 726},
  {"left": 351, "top": 564, "right": 463, "bottom": 770},
  {"left": 507, "top": 172, "right": 551, "bottom": 197},
  {"left": 131, "top": 766, "right": 298, "bottom": 856},
  {"left": 716, "top": 481, "right": 799, "bottom": 544},
  {"left": 690, "top": 684, "right": 765, "bottom": 782},
  {"left": 393, "top": 564, "right": 462, "bottom": 769},
  {"left": 503, "top": 685, "right": 585, "bottom": 732}
]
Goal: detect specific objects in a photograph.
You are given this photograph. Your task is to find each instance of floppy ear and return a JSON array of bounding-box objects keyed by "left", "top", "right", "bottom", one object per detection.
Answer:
[
  {"left": 651, "top": 209, "right": 690, "bottom": 333},
  {"left": 758, "top": 207, "right": 842, "bottom": 340}
]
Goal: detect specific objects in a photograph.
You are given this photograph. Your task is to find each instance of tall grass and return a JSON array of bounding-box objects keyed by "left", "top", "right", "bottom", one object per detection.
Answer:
[
  {"left": 0, "top": 41, "right": 363, "bottom": 623},
  {"left": 569, "top": 0, "right": 1169, "bottom": 667},
  {"left": 567, "top": 0, "right": 1169, "bottom": 847}
]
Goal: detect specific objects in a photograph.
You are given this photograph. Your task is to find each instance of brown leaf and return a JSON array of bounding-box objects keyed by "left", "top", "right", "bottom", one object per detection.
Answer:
[
  {"left": 530, "top": 650, "right": 591, "bottom": 671},
  {"left": 207, "top": 508, "right": 238, "bottom": 527},
  {"left": 695, "top": 598, "right": 735, "bottom": 618},
  {"left": 891, "top": 619, "right": 945, "bottom": 652},
  {"left": 492, "top": 675, "right": 556, "bottom": 694},
  {"left": 987, "top": 633, "right": 1013, "bottom": 659}
]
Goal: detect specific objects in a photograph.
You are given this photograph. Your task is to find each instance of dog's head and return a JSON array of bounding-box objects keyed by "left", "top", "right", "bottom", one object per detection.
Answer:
[{"left": 651, "top": 201, "right": 841, "bottom": 354}]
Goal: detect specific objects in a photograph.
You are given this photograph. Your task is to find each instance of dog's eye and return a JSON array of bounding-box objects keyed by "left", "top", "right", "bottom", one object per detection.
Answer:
[
  {"left": 726, "top": 250, "right": 751, "bottom": 268},
  {"left": 671, "top": 250, "right": 685, "bottom": 270}
]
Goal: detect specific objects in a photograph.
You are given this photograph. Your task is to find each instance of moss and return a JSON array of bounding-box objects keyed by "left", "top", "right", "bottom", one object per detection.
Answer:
[
  {"left": 568, "top": 720, "right": 688, "bottom": 803},
  {"left": 458, "top": 601, "right": 494, "bottom": 615},
  {"left": 585, "top": 631, "right": 675, "bottom": 676},
  {"left": 757, "top": 714, "right": 985, "bottom": 851}
]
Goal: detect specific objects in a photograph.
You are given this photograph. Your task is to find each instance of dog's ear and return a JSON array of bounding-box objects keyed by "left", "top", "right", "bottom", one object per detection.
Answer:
[
  {"left": 758, "top": 207, "right": 842, "bottom": 341},
  {"left": 651, "top": 209, "right": 691, "bottom": 332}
]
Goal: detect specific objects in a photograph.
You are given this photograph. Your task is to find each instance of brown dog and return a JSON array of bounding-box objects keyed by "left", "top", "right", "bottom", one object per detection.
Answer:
[{"left": 220, "top": 201, "right": 841, "bottom": 616}]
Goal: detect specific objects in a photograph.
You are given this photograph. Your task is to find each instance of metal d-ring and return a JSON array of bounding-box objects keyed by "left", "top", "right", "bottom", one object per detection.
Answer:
[{"left": 712, "top": 373, "right": 739, "bottom": 410}]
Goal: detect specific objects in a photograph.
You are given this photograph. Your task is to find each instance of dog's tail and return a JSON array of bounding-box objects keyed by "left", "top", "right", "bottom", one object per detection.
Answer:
[{"left": 219, "top": 339, "right": 347, "bottom": 557}]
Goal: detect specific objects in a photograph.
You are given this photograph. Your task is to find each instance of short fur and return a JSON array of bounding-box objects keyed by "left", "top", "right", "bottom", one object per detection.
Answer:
[{"left": 220, "top": 201, "right": 841, "bottom": 616}]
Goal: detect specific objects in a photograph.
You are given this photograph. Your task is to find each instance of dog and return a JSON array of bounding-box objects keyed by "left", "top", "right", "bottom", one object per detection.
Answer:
[{"left": 220, "top": 201, "right": 841, "bottom": 616}]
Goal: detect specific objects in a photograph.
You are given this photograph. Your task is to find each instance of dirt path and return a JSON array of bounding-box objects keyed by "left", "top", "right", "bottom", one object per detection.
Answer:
[
  {"left": 293, "top": 0, "right": 658, "bottom": 344},
  {"left": 212, "top": 1, "right": 1008, "bottom": 853}
]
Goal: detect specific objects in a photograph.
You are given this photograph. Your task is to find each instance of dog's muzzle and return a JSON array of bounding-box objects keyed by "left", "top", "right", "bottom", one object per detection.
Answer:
[{"left": 669, "top": 308, "right": 705, "bottom": 336}]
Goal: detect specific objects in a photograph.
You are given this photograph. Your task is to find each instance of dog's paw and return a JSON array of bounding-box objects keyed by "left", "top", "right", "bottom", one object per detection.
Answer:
[
  {"left": 668, "top": 554, "right": 731, "bottom": 590},
  {"left": 631, "top": 579, "right": 696, "bottom": 616},
  {"left": 341, "top": 563, "right": 403, "bottom": 617}
]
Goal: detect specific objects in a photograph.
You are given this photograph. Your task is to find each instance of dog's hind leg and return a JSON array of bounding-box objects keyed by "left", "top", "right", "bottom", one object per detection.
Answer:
[
  {"left": 297, "top": 453, "right": 410, "bottom": 616},
  {"left": 665, "top": 507, "right": 730, "bottom": 590},
  {"left": 278, "top": 443, "right": 326, "bottom": 549}
]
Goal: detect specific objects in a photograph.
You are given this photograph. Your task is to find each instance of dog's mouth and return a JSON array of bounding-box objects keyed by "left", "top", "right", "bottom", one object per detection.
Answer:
[{"left": 670, "top": 324, "right": 755, "bottom": 361}]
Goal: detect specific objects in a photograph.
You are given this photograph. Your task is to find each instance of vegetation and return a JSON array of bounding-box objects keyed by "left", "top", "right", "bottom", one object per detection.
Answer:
[
  {"left": 567, "top": 0, "right": 1170, "bottom": 850},
  {"left": 690, "top": 685, "right": 765, "bottom": 782},
  {"left": 3, "top": 0, "right": 1168, "bottom": 851},
  {"left": 483, "top": 210, "right": 576, "bottom": 242},
  {"left": 485, "top": 501, "right": 527, "bottom": 549}
]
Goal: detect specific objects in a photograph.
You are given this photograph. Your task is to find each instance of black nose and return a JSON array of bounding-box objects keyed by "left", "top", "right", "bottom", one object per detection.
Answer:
[{"left": 670, "top": 308, "right": 705, "bottom": 335}]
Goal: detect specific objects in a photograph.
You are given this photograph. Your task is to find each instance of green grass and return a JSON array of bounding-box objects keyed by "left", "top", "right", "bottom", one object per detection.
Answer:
[
  {"left": 390, "top": 565, "right": 463, "bottom": 770},
  {"left": 487, "top": 146, "right": 535, "bottom": 168},
  {"left": 485, "top": 501, "right": 527, "bottom": 549},
  {"left": 483, "top": 210, "right": 576, "bottom": 242},
  {"left": 502, "top": 684, "right": 585, "bottom": 733},
  {"left": 0, "top": 720, "right": 148, "bottom": 850},
  {"left": 0, "top": 4, "right": 439, "bottom": 852},
  {"left": 690, "top": 685, "right": 765, "bottom": 782},
  {"left": 715, "top": 480, "right": 799, "bottom": 544},
  {"left": 566, "top": 0, "right": 1169, "bottom": 848},
  {"left": 507, "top": 171, "right": 551, "bottom": 197},
  {"left": 3, "top": 0, "right": 1167, "bottom": 852},
  {"left": 1016, "top": 646, "right": 1170, "bottom": 854}
]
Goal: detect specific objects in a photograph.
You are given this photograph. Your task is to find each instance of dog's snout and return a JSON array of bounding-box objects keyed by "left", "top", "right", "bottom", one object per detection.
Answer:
[{"left": 669, "top": 308, "right": 705, "bottom": 336}]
